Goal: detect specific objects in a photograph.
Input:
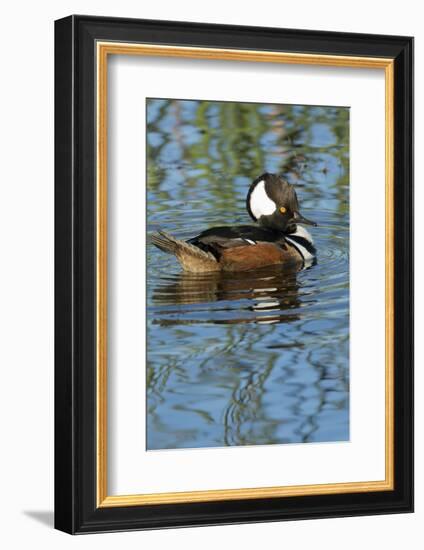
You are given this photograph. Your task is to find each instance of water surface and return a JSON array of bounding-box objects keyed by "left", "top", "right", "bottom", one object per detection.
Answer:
[{"left": 146, "top": 99, "right": 349, "bottom": 450}]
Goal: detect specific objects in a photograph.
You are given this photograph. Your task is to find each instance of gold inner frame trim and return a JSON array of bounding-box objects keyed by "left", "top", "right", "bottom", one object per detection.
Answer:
[{"left": 96, "top": 41, "right": 395, "bottom": 508}]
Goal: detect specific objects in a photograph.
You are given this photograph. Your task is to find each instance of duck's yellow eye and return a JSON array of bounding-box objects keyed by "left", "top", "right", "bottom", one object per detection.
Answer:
[{"left": 279, "top": 206, "right": 287, "bottom": 214}]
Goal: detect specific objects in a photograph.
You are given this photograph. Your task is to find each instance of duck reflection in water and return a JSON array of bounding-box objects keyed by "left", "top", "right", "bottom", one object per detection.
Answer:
[{"left": 151, "top": 263, "right": 314, "bottom": 326}]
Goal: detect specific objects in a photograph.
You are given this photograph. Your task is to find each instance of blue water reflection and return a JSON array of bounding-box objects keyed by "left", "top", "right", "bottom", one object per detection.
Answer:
[{"left": 146, "top": 99, "right": 349, "bottom": 450}]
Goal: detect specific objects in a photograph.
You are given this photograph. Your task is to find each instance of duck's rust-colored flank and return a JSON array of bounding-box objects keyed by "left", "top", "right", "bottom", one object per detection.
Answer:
[{"left": 219, "top": 243, "right": 302, "bottom": 272}]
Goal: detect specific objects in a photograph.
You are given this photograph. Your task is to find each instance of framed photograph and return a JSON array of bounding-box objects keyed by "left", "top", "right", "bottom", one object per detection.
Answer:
[{"left": 54, "top": 15, "right": 413, "bottom": 534}]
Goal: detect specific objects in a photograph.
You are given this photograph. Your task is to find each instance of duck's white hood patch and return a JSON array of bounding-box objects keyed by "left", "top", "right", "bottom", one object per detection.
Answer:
[{"left": 249, "top": 180, "right": 276, "bottom": 220}]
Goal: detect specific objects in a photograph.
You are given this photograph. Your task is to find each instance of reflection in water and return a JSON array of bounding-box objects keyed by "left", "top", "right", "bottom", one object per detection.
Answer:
[
  {"left": 152, "top": 266, "right": 303, "bottom": 325},
  {"left": 146, "top": 99, "right": 349, "bottom": 450}
]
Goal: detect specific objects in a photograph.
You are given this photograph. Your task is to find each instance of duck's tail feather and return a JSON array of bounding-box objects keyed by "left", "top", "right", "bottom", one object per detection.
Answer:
[
  {"left": 150, "top": 230, "right": 218, "bottom": 272},
  {"left": 150, "top": 230, "right": 181, "bottom": 254}
]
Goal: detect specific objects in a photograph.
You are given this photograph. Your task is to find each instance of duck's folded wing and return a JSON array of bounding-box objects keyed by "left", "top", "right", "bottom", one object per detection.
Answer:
[{"left": 189, "top": 225, "right": 287, "bottom": 253}]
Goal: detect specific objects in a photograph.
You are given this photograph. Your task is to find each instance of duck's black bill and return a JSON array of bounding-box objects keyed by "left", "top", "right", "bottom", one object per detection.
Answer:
[{"left": 294, "top": 211, "right": 317, "bottom": 227}]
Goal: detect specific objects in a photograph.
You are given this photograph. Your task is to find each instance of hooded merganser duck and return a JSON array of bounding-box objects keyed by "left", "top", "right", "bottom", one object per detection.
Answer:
[{"left": 151, "top": 173, "right": 317, "bottom": 273}]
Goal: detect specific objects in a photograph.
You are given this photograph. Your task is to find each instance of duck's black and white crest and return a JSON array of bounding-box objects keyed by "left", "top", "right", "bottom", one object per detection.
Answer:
[
  {"left": 246, "top": 173, "right": 300, "bottom": 221},
  {"left": 246, "top": 175, "right": 277, "bottom": 220}
]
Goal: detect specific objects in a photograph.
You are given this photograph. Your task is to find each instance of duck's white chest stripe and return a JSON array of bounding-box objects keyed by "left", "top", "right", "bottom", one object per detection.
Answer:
[{"left": 285, "top": 235, "right": 315, "bottom": 262}]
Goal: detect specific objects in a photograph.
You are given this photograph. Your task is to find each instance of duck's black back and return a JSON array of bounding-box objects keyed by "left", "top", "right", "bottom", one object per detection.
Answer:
[{"left": 188, "top": 225, "right": 287, "bottom": 256}]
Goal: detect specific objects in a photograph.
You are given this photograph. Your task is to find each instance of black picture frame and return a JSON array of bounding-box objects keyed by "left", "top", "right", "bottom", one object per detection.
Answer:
[{"left": 55, "top": 14, "right": 413, "bottom": 534}]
